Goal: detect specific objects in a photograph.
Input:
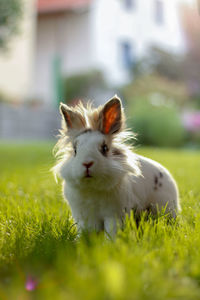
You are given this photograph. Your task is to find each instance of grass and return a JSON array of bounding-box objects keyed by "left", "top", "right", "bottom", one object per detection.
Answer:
[{"left": 0, "top": 143, "right": 200, "bottom": 299}]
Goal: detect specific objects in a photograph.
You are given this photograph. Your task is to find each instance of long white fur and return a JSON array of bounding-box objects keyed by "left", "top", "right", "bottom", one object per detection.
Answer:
[{"left": 53, "top": 96, "right": 181, "bottom": 237}]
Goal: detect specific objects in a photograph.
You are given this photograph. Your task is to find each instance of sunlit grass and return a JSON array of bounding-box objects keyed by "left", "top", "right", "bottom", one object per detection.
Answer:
[{"left": 0, "top": 143, "right": 200, "bottom": 299}]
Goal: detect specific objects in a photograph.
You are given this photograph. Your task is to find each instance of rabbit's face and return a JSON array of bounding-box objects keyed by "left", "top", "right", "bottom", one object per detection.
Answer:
[
  {"left": 59, "top": 96, "right": 127, "bottom": 190},
  {"left": 60, "top": 130, "right": 125, "bottom": 190}
]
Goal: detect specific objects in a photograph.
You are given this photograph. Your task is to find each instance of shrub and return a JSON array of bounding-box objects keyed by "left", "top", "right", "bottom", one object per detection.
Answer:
[
  {"left": 64, "top": 70, "right": 106, "bottom": 103},
  {"left": 127, "top": 98, "right": 186, "bottom": 147},
  {"left": 122, "top": 73, "right": 188, "bottom": 108},
  {"left": 0, "top": 0, "right": 23, "bottom": 49}
]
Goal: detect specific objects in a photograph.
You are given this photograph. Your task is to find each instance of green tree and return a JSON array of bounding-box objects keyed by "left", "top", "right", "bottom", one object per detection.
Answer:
[{"left": 0, "top": 0, "right": 23, "bottom": 49}]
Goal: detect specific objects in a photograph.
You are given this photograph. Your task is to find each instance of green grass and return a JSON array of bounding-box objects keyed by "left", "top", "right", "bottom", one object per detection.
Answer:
[{"left": 0, "top": 143, "right": 200, "bottom": 299}]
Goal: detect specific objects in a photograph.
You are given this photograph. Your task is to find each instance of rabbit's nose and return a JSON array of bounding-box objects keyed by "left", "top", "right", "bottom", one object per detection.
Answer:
[{"left": 83, "top": 161, "right": 94, "bottom": 169}]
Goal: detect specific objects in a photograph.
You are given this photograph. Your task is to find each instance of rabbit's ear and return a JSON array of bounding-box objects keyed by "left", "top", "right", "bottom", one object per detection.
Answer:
[
  {"left": 100, "top": 96, "right": 122, "bottom": 135},
  {"left": 60, "top": 103, "right": 86, "bottom": 130}
]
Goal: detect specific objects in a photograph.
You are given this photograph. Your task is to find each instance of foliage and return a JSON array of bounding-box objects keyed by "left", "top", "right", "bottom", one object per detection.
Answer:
[
  {"left": 122, "top": 73, "right": 188, "bottom": 108},
  {"left": 146, "top": 46, "right": 200, "bottom": 108},
  {"left": 0, "top": 144, "right": 200, "bottom": 299},
  {"left": 0, "top": 0, "right": 23, "bottom": 49},
  {"left": 121, "top": 73, "right": 187, "bottom": 147},
  {"left": 64, "top": 70, "right": 106, "bottom": 103},
  {"left": 147, "top": 47, "right": 185, "bottom": 82},
  {"left": 135, "top": 4, "right": 200, "bottom": 108},
  {"left": 126, "top": 98, "right": 185, "bottom": 147}
]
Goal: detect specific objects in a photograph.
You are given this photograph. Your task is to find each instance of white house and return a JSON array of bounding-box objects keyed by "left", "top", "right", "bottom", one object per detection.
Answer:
[{"left": 34, "top": 0, "right": 186, "bottom": 105}]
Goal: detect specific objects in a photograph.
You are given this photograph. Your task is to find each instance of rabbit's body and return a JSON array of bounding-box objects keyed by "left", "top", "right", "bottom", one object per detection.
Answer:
[
  {"left": 61, "top": 151, "right": 179, "bottom": 235},
  {"left": 54, "top": 97, "right": 180, "bottom": 236}
]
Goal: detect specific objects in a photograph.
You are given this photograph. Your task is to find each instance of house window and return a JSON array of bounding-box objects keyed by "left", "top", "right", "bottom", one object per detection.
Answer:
[
  {"left": 155, "top": 0, "right": 164, "bottom": 25},
  {"left": 121, "top": 42, "right": 133, "bottom": 69},
  {"left": 124, "top": 0, "right": 135, "bottom": 10}
]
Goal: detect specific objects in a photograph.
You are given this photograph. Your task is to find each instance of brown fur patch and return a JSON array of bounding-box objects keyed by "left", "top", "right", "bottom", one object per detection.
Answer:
[
  {"left": 112, "top": 148, "right": 124, "bottom": 156},
  {"left": 90, "top": 109, "right": 102, "bottom": 129},
  {"left": 75, "top": 129, "right": 92, "bottom": 138},
  {"left": 60, "top": 98, "right": 126, "bottom": 137}
]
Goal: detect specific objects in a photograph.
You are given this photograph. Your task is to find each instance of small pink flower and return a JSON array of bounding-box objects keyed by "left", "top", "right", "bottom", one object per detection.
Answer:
[
  {"left": 25, "top": 276, "right": 38, "bottom": 291},
  {"left": 182, "top": 112, "right": 200, "bottom": 132}
]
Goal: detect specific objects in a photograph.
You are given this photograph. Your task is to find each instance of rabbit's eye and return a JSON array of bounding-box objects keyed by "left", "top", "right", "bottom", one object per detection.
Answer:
[
  {"left": 101, "top": 143, "right": 109, "bottom": 156},
  {"left": 73, "top": 145, "right": 77, "bottom": 156}
]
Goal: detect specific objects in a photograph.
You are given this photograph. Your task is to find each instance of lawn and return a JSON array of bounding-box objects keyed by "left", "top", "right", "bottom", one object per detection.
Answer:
[{"left": 0, "top": 143, "right": 200, "bottom": 299}]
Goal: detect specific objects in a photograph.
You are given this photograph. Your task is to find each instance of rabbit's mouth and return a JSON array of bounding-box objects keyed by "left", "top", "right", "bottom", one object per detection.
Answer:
[
  {"left": 84, "top": 170, "right": 93, "bottom": 178},
  {"left": 85, "top": 174, "right": 92, "bottom": 178}
]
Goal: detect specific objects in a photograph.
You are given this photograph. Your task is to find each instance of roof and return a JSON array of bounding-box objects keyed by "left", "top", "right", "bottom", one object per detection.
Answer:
[{"left": 37, "top": 0, "right": 92, "bottom": 14}]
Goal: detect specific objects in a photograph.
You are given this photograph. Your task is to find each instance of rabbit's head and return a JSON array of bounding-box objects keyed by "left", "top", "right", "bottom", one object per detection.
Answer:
[{"left": 54, "top": 96, "right": 140, "bottom": 191}]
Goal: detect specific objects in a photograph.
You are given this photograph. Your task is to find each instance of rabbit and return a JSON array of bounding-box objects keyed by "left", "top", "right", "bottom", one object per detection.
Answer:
[{"left": 53, "top": 96, "right": 181, "bottom": 237}]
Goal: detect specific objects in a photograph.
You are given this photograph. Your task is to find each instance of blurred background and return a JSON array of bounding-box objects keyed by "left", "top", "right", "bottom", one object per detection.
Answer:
[{"left": 0, "top": 0, "right": 199, "bottom": 147}]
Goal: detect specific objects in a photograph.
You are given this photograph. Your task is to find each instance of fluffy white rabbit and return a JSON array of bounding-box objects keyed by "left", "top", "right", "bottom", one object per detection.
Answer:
[{"left": 53, "top": 96, "right": 181, "bottom": 236}]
